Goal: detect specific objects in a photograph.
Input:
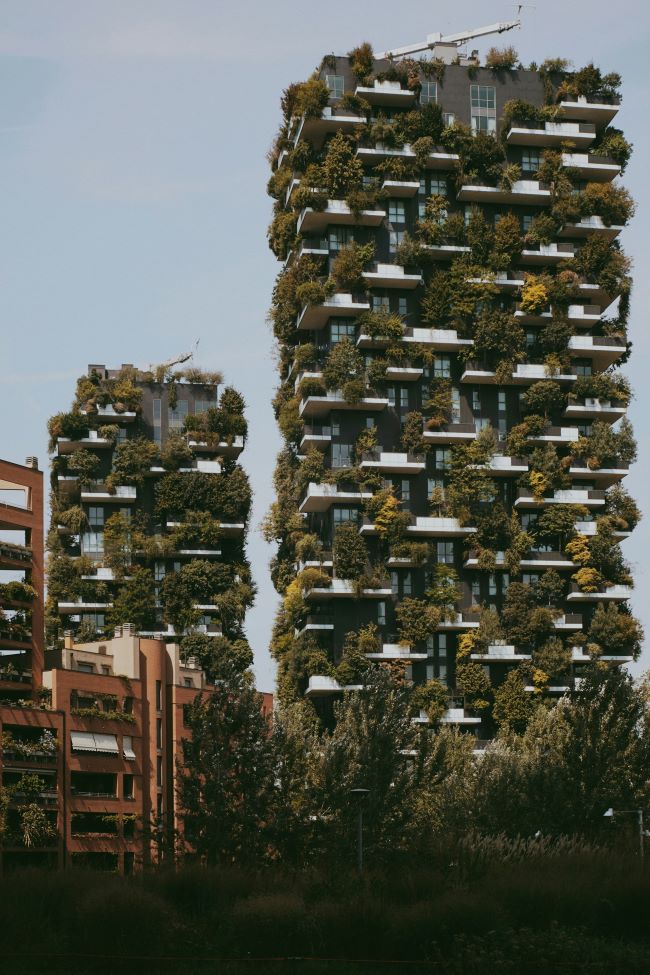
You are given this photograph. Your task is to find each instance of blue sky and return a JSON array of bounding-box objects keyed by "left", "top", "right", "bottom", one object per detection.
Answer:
[{"left": 1, "top": 0, "right": 649, "bottom": 691}]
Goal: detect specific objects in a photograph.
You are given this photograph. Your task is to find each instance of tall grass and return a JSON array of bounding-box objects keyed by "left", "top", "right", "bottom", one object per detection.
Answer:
[{"left": 5, "top": 848, "right": 650, "bottom": 974}]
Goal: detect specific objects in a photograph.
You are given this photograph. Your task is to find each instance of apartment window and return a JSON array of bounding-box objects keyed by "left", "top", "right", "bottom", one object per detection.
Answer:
[
  {"left": 325, "top": 74, "right": 344, "bottom": 98},
  {"left": 488, "top": 573, "right": 497, "bottom": 596},
  {"left": 574, "top": 359, "right": 593, "bottom": 377},
  {"left": 154, "top": 562, "right": 166, "bottom": 584},
  {"left": 443, "top": 112, "right": 456, "bottom": 127},
  {"left": 123, "top": 736, "right": 136, "bottom": 760},
  {"left": 390, "top": 571, "right": 399, "bottom": 596},
  {"left": 471, "top": 578, "right": 481, "bottom": 600},
  {"left": 372, "top": 295, "right": 390, "bottom": 312},
  {"left": 329, "top": 227, "right": 353, "bottom": 252},
  {"left": 471, "top": 389, "right": 481, "bottom": 413},
  {"left": 157, "top": 794, "right": 163, "bottom": 817},
  {"left": 77, "top": 662, "right": 94, "bottom": 674},
  {"left": 156, "top": 717, "right": 163, "bottom": 750},
  {"left": 400, "top": 388, "right": 409, "bottom": 411},
  {"left": 156, "top": 755, "right": 163, "bottom": 788},
  {"left": 168, "top": 399, "right": 189, "bottom": 430},
  {"left": 88, "top": 506, "right": 104, "bottom": 528},
  {"left": 331, "top": 417, "right": 341, "bottom": 437},
  {"left": 470, "top": 84, "right": 496, "bottom": 135},
  {"left": 331, "top": 443, "right": 353, "bottom": 468},
  {"left": 420, "top": 81, "right": 438, "bottom": 104},
  {"left": 388, "top": 200, "right": 406, "bottom": 224},
  {"left": 434, "top": 448, "right": 451, "bottom": 471},
  {"left": 522, "top": 573, "right": 540, "bottom": 586},
  {"left": 400, "top": 479, "right": 411, "bottom": 502},
  {"left": 437, "top": 541, "right": 455, "bottom": 564},
  {"left": 577, "top": 422, "right": 593, "bottom": 437},
  {"left": 398, "top": 296, "right": 408, "bottom": 317},
  {"left": 389, "top": 230, "right": 404, "bottom": 253},
  {"left": 377, "top": 601, "right": 386, "bottom": 626},
  {"left": 451, "top": 387, "right": 461, "bottom": 423},
  {"left": 526, "top": 330, "right": 537, "bottom": 350},
  {"left": 433, "top": 355, "right": 451, "bottom": 378},
  {"left": 476, "top": 417, "right": 491, "bottom": 433},
  {"left": 498, "top": 390, "right": 507, "bottom": 412},
  {"left": 521, "top": 148, "right": 541, "bottom": 173},
  {"left": 123, "top": 696, "right": 133, "bottom": 714},
  {"left": 184, "top": 678, "right": 192, "bottom": 687},
  {"left": 428, "top": 476, "right": 445, "bottom": 496},
  {"left": 522, "top": 214, "right": 533, "bottom": 233},
  {"left": 333, "top": 507, "right": 357, "bottom": 525},
  {"left": 153, "top": 398, "right": 162, "bottom": 445},
  {"left": 502, "top": 573, "right": 510, "bottom": 594},
  {"left": 155, "top": 680, "right": 162, "bottom": 712},
  {"left": 430, "top": 177, "right": 447, "bottom": 197},
  {"left": 366, "top": 417, "right": 375, "bottom": 430},
  {"left": 330, "top": 320, "right": 356, "bottom": 344},
  {"left": 81, "top": 531, "right": 104, "bottom": 555},
  {"left": 81, "top": 612, "right": 105, "bottom": 632},
  {"left": 387, "top": 386, "right": 396, "bottom": 407},
  {"left": 123, "top": 774, "right": 134, "bottom": 799}
]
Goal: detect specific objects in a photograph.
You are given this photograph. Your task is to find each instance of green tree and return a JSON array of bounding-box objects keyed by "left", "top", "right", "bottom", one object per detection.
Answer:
[{"left": 180, "top": 670, "right": 276, "bottom": 866}]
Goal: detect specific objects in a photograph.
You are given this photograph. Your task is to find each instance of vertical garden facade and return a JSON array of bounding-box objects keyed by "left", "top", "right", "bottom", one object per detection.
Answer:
[
  {"left": 47, "top": 364, "right": 254, "bottom": 676},
  {"left": 266, "top": 46, "right": 641, "bottom": 736}
]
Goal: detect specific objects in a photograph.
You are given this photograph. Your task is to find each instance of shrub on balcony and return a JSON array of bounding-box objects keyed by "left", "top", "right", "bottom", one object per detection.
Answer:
[
  {"left": 492, "top": 212, "right": 523, "bottom": 269},
  {"left": 557, "top": 63, "right": 621, "bottom": 103},
  {"left": 108, "top": 437, "right": 159, "bottom": 488},
  {"left": 47, "top": 411, "right": 90, "bottom": 452},
  {"left": 56, "top": 505, "right": 89, "bottom": 535},
  {"left": 397, "top": 103, "right": 444, "bottom": 144},
  {"left": 160, "top": 432, "right": 193, "bottom": 471},
  {"left": 323, "top": 131, "right": 364, "bottom": 198},
  {"left": 169, "top": 511, "right": 222, "bottom": 551},
  {"left": 423, "top": 380, "right": 452, "bottom": 430},
  {"left": 574, "top": 418, "right": 636, "bottom": 470},
  {"left": 456, "top": 662, "right": 492, "bottom": 711},
  {"left": 396, "top": 597, "right": 440, "bottom": 646},
  {"left": 292, "top": 77, "right": 330, "bottom": 118},
  {"left": 468, "top": 309, "right": 526, "bottom": 382},
  {"left": 486, "top": 46, "right": 519, "bottom": 70},
  {"left": 581, "top": 182, "right": 635, "bottom": 226},
  {"left": 570, "top": 372, "right": 630, "bottom": 406},
  {"left": 320, "top": 338, "right": 365, "bottom": 396},
  {"left": 523, "top": 213, "right": 556, "bottom": 247},
  {"left": 389, "top": 541, "right": 428, "bottom": 566},
  {"left": 356, "top": 309, "right": 404, "bottom": 341},
  {"left": 522, "top": 380, "right": 565, "bottom": 418},
  {"left": 108, "top": 567, "right": 156, "bottom": 632},
  {"left": 411, "top": 679, "right": 448, "bottom": 724},
  {"left": 295, "top": 279, "right": 334, "bottom": 309},
  {"left": 604, "top": 485, "right": 640, "bottom": 532},
  {"left": 330, "top": 242, "right": 375, "bottom": 292},
  {"left": 333, "top": 523, "right": 368, "bottom": 580},
  {"left": 501, "top": 582, "right": 557, "bottom": 649},
  {"left": 347, "top": 41, "right": 374, "bottom": 83},
  {"left": 65, "top": 449, "right": 100, "bottom": 489},
  {"left": 267, "top": 209, "right": 298, "bottom": 260},
  {"left": 587, "top": 602, "right": 643, "bottom": 660},
  {"left": 520, "top": 275, "right": 550, "bottom": 315},
  {"left": 593, "top": 128, "right": 632, "bottom": 172}
]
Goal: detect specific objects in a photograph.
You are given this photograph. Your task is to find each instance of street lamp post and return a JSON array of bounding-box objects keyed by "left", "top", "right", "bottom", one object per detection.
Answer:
[
  {"left": 350, "top": 788, "right": 370, "bottom": 873},
  {"left": 603, "top": 807, "right": 647, "bottom": 860}
]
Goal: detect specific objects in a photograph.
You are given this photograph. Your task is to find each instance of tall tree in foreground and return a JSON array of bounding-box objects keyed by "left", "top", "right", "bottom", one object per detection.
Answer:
[{"left": 179, "top": 668, "right": 275, "bottom": 866}]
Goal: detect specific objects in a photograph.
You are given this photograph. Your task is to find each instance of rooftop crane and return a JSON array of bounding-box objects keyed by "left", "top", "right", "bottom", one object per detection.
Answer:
[{"left": 376, "top": 19, "right": 521, "bottom": 61}]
